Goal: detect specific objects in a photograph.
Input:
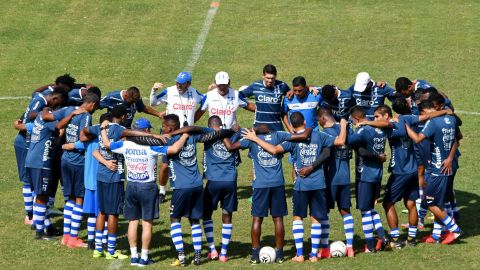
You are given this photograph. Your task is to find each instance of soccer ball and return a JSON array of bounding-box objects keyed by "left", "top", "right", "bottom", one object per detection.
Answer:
[
  {"left": 330, "top": 241, "right": 347, "bottom": 257},
  {"left": 259, "top": 246, "right": 276, "bottom": 263}
]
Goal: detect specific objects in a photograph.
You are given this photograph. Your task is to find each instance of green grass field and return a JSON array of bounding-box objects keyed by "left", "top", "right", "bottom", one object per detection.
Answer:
[{"left": 1, "top": 0, "right": 479, "bottom": 269}]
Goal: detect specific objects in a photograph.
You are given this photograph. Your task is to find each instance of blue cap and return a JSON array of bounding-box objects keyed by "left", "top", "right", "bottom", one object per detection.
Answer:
[
  {"left": 133, "top": 118, "right": 153, "bottom": 129},
  {"left": 176, "top": 71, "right": 192, "bottom": 84}
]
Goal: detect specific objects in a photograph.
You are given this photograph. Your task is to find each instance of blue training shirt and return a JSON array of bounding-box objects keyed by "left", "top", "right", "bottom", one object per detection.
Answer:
[
  {"left": 283, "top": 92, "right": 321, "bottom": 129},
  {"left": 99, "top": 90, "right": 146, "bottom": 128},
  {"left": 25, "top": 114, "right": 57, "bottom": 170},
  {"left": 320, "top": 88, "right": 356, "bottom": 121},
  {"left": 68, "top": 88, "right": 84, "bottom": 106},
  {"left": 324, "top": 123, "right": 351, "bottom": 185},
  {"left": 387, "top": 115, "right": 420, "bottom": 175},
  {"left": 203, "top": 129, "right": 241, "bottom": 182},
  {"left": 74, "top": 138, "right": 99, "bottom": 190},
  {"left": 280, "top": 130, "right": 335, "bottom": 191},
  {"left": 239, "top": 131, "right": 292, "bottom": 188},
  {"left": 349, "top": 82, "right": 396, "bottom": 120},
  {"left": 239, "top": 80, "right": 290, "bottom": 131}
]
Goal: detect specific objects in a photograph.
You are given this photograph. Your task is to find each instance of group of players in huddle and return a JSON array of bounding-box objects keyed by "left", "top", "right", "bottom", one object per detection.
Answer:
[{"left": 12, "top": 64, "right": 463, "bottom": 267}]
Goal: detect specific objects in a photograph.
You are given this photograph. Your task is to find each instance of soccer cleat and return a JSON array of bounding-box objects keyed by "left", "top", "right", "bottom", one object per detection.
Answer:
[
  {"left": 389, "top": 238, "right": 404, "bottom": 249},
  {"left": 346, "top": 247, "right": 355, "bottom": 257},
  {"left": 318, "top": 248, "right": 331, "bottom": 259},
  {"left": 35, "top": 231, "right": 45, "bottom": 240},
  {"left": 441, "top": 230, "right": 463, "bottom": 245},
  {"left": 291, "top": 255, "right": 304, "bottom": 262},
  {"left": 170, "top": 258, "right": 187, "bottom": 267},
  {"left": 376, "top": 238, "right": 391, "bottom": 251},
  {"left": 275, "top": 257, "right": 284, "bottom": 264},
  {"left": 249, "top": 257, "right": 261, "bottom": 265},
  {"left": 158, "top": 193, "right": 166, "bottom": 204},
  {"left": 106, "top": 250, "right": 129, "bottom": 260},
  {"left": 24, "top": 215, "right": 33, "bottom": 225},
  {"left": 60, "top": 234, "right": 70, "bottom": 246},
  {"left": 87, "top": 240, "right": 95, "bottom": 250},
  {"left": 138, "top": 258, "right": 155, "bottom": 267},
  {"left": 417, "top": 222, "right": 425, "bottom": 230},
  {"left": 67, "top": 237, "right": 88, "bottom": 248},
  {"left": 364, "top": 244, "right": 376, "bottom": 253},
  {"left": 308, "top": 255, "right": 319, "bottom": 262},
  {"left": 207, "top": 249, "right": 219, "bottom": 260},
  {"left": 219, "top": 255, "right": 228, "bottom": 262},
  {"left": 193, "top": 251, "right": 202, "bottom": 266},
  {"left": 421, "top": 234, "right": 440, "bottom": 244},
  {"left": 130, "top": 257, "right": 139, "bottom": 266},
  {"left": 404, "top": 237, "right": 418, "bottom": 247},
  {"left": 93, "top": 250, "right": 105, "bottom": 259},
  {"left": 45, "top": 226, "right": 62, "bottom": 237}
]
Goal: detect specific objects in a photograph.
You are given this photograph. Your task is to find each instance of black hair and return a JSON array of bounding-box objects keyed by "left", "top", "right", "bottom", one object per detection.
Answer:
[
  {"left": 87, "top": 87, "right": 102, "bottom": 99},
  {"left": 429, "top": 92, "right": 445, "bottom": 105},
  {"left": 164, "top": 114, "right": 180, "bottom": 129},
  {"left": 208, "top": 115, "right": 222, "bottom": 128},
  {"left": 316, "top": 106, "right": 334, "bottom": 118},
  {"left": 126, "top": 86, "right": 141, "bottom": 101},
  {"left": 321, "top": 85, "right": 336, "bottom": 103},
  {"left": 83, "top": 93, "right": 100, "bottom": 104},
  {"left": 289, "top": 112, "right": 305, "bottom": 128},
  {"left": 55, "top": 74, "right": 76, "bottom": 89},
  {"left": 99, "top": 113, "right": 111, "bottom": 124},
  {"left": 111, "top": 105, "right": 128, "bottom": 118},
  {"left": 419, "top": 100, "right": 435, "bottom": 111},
  {"left": 395, "top": 77, "right": 413, "bottom": 92},
  {"left": 349, "top": 105, "right": 366, "bottom": 119},
  {"left": 263, "top": 64, "right": 277, "bottom": 76},
  {"left": 292, "top": 76, "right": 307, "bottom": 87},
  {"left": 421, "top": 87, "right": 439, "bottom": 100},
  {"left": 375, "top": 104, "right": 393, "bottom": 117},
  {"left": 392, "top": 97, "right": 411, "bottom": 115},
  {"left": 51, "top": 86, "right": 69, "bottom": 103}
]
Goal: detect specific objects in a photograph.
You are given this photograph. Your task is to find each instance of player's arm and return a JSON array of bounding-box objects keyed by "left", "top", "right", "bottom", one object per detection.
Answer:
[
  {"left": 80, "top": 127, "right": 95, "bottom": 142},
  {"left": 55, "top": 108, "right": 88, "bottom": 129},
  {"left": 297, "top": 147, "right": 331, "bottom": 177},
  {"left": 287, "top": 127, "right": 313, "bottom": 141},
  {"left": 166, "top": 133, "right": 189, "bottom": 155},
  {"left": 222, "top": 137, "right": 242, "bottom": 151},
  {"left": 13, "top": 119, "right": 26, "bottom": 131},
  {"left": 149, "top": 83, "right": 164, "bottom": 106},
  {"left": 357, "top": 146, "right": 387, "bottom": 163},
  {"left": 405, "top": 124, "right": 426, "bottom": 143},
  {"left": 32, "top": 84, "right": 54, "bottom": 95},
  {"left": 194, "top": 107, "right": 206, "bottom": 123},
  {"left": 142, "top": 105, "right": 163, "bottom": 118},
  {"left": 244, "top": 102, "right": 256, "bottom": 112},
  {"left": 441, "top": 140, "right": 457, "bottom": 175},
  {"left": 333, "top": 119, "right": 348, "bottom": 146},
  {"left": 418, "top": 108, "right": 452, "bottom": 122},
  {"left": 282, "top": 114, "right": 294, "bottom": 133},
  {"left": 93, "top": 149, "right": 117, "bottom": 171},
  {"left": 356, "top": 120, "right": 393, "bottom": 129},
  {"left": 242, "top": 129, "right": 285, "bottom": 155}
]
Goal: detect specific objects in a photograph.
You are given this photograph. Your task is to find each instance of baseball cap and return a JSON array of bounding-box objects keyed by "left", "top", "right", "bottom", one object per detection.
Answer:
[
  {"left": 133, "top": 118, "right": 153, "bottom": 129},
  {"left": 353, "top": 72, "right": 371, "bottom": 92},
  {"left": 215, "top": 71, "right": 230, "bottom": 85},
  {"left": 176, "top": 71, "right": 192, "bottom": 84}
]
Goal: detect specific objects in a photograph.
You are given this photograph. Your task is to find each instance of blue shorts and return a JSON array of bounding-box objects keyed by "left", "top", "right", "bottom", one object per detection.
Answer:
[
  {"left": 424, "top": 174, "right": 449, "bottom": 209},
  {"left": 203, "top": 181, "right": 238, "bottom": 218},
  {"left": 384, "top": 172, "right": 419, "bottom": 204},
  {"left": 170, "top": 186, "right": 203, "bottom": 220},
  {"left": 292, "top": 189, "right": 328, "bottom": 220},
  {"left": 251, "top": 186, "right": 287, "bottom": 217},
  {"left": 327, "top": 184, "right": 351, "bottom": 210},
  {"left": 445, "top": 173, "right": 456, "bottom": 203},
  {"left": 97, "top": 181, "right": 125, "bottom": 215},
  {"left": 356, "top": 180, "right": 378, "bottom": 211},
  {"left": 27, "top": 168, "right": 55, "bottom": 196},
  {"left": 83, "top": 189, "right": 99, "bottom": 215},
  {"left": 61, "top": 161, "right": 85, "bottom": 198},
  {"left": 125, "top": 182, "right": 159, "bottom": 221},
  {"left": 13, "top": 141, "right": 28, "bottom": 183}
]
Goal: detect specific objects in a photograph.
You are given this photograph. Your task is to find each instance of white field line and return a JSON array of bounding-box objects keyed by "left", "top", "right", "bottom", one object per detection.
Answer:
[{"left": 183, "top": 1, "right": 220, "bottom": 73}]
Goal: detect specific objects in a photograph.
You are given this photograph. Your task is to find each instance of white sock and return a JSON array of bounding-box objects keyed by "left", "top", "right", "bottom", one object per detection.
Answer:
[
  {"left": 130, "top": 247, "right": 138, "bottom": 258},
  {"left": 141, "top": 249, "right": 149, "bottom": 260},
  {"left": 159, "top": 185, "right": 166, "bottom": 195}
]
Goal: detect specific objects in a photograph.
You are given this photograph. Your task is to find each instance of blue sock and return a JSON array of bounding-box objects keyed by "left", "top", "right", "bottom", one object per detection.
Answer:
[
  {"left": 44, "top": 207, "right": 52, "bottom": 229},
  {"left": 22, "top": 184, "right": 33, "bottom": 217},
  {"left": 390, "top": 227, "right": 400, "bottom": 238},
  {"left": 107, "top": 233, "right": 116, "bottom": 255},
  {"left": 34, "top": 203, "right": 47, "bottom": 233},
  {"left": 170, "top": 222, "right": 184, "bottom": 252},
  {"left": 251, "top": 247, "right": 260, "bottom": 260},
  {"left": 191, "top": 224, "right": 202, "bottom": 252},
  {"left": 87, "top": 214, "right": 96, "bottom": 242},
  {"left": 70, "top": 203, "right": 83, "bottom": 238},
  {"left": 95, "top": 230, "right": 103, "bottom": 252},
  {"left": 310, "top": 223, "right": 321, "bottom": 257},
  {"left": 220, "top": 223, "right": 233, "bottom": 256},
  {"left": 292, "top": 220, "right": 304, "bottom": 256},
  {"left": 343, "top": 214, "right": 354, "bottom": 247},
  {"left": 202, "top": 220, "right": 215, "bottom": 252},
  {"left": 320, "top": 219, "right": 330, "bottom": 249},
  {"left": 432, "top": 221, "right": 443, "bottom": 240},
  {"left": 63, "top": 200, "right": 74, "bottom": 235},
  {"left": 408, "top": 226, "right": 417, "bottom": 239},
  {"left": 276, "top": 248, "right": 284, "bottom": 259},
  {"left": 361, "top": 210, "right": 375, "bottom": 249},
  {"left": 442, "top": 215, "right": 460, "bottom": 233},
  {"left": 371, "top": 210, "right": 385, "bottom": 240}
]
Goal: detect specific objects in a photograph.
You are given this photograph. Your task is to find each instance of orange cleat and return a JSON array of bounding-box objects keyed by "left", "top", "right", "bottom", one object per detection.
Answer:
[
  {"left": 319, "top": 248, "right": 331, "bottom": 259},
  {"left": 291, "top": 255, "right": 304, "bottom": 262},
  {"left": 67, "top": 236, "right": 88, "bottom": 248},
  {"left": 219, "top": 255, "right": 228, "bottom": 262},
  {"left": 421, "top": 234, "right": 439, "bottom": 244},
  {"left": 441, "top": 230, "right": 463, "bottom": 245},
  {"left": 346, "top": 247, "right": 355, "bottom": 257},
  {"left": 60, "top": 234, "right": 70, "bottom": 246}
]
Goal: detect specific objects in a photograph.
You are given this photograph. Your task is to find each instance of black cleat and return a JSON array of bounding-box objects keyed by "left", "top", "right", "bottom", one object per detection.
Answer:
[
  {"left": 275, "top": 257, "right": 285, "bottom": 264},
  {"left": 404, "top": 237, "right": 418, "bottom": 247},
  {"left": 193, "top": 251, "right": 202, "bottom": 266},
  {"left": 158, "top": 193, "right": 166, "bottom": 204},
  {"left": 87, "top": 240, "right": 96, "bottom": 250},
  {"left": 249, "top": 257, "right": 261, "bottom": 265},
  {"left": 46, "top": 226, "right": 62, "bottom": 237},
  {"left": 35, "top": 231, "right": 54, "bottom": 241},
  {"left": 389, "top": 237, "right": 404, "bottom": 249}
]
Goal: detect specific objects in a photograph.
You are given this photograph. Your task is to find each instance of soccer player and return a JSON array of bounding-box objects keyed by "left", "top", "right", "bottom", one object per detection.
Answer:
[
  {"left": 320, "top": 84, "right": 355, "bottom": 121},
  {"left": 68, "top": 86, "right": 102, "bottom": 106},
  {"left": 31, "top": 74, "right": 77, "bottom": 98},
  {"left": 195, "top": 71, "right": 255, "bottom": 129},
  {"left": 100, "top": 86, "right": 163, "bottom": 128},
  {"left": 239, "top": 64, "right": 290, "bottom": 131},
  {"left": 243, "top": 112, "right": 347, "bottom": 262},
  {"left": 101, "top": 118, "right": 188, "bottom": 266}
]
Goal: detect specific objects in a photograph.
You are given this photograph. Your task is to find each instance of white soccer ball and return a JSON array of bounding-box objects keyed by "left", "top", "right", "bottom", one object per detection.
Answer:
[
  {"left": 259, "top": 246, "right": 276, "bottom": 263},
  {"left": 330, "top": 241, "right": 347, "bottom": 257},
  {"left": 238, "top": 85, "right": 248, "bottom": 92}
]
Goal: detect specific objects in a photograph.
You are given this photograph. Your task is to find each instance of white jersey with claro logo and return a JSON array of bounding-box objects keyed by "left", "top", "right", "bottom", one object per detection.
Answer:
[{"left": 200, "top": 88, "right": 248, "bottom": 129}]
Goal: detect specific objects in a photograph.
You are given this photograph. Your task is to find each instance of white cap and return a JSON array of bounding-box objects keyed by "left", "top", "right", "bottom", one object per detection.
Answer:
[
  {"left": 353, "top": 72, "right": 371, "bottom": 92},
  {"left": 215, "top": 71, "right": 230, "bottom": 85}
]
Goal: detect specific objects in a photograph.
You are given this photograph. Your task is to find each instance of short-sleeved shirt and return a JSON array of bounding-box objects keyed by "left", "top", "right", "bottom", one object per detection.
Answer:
[
  {"left": 152, "top": 86, "right": 204, "bottom": 126},
  {"left": 239, "top": 131, "right": 292, "bottom": 188},
  {"left": 110, "top": 140, "right": 168, "bottom": 183},
  {"left": 203, "top": 129, "right": 241, "bottom": 182},
  {"left": 68, "top": 88, "right": 84, "bottom": 106},
  {"left": 99, "top": 90, "right": 146, "bottom": 128},
  {"left": 281, "top": 130, "right": 335, "bottom": 190},
  {"left": 420, "top": 115, "right": 458, "bottom": 176},
  {"left": 324, "top": 123, "right": 351, "bottom": 185},
  {"left": 25, "top": 114, "right": 57, "bottom": 170},
  {"left": 349, "top": 82, "right": 396, "bottom": 119},
  {"left": 166, "top": 134, "right": 204, "bottom": 189},
  {"left": 388, "top": 115, "right": 420, "bottom": 175},
  {"left": 348, "top": 125, "right": 387, "bottom": 182},
  {"left": 200, "top": 88, "right": 248, "bottom": 129},
  {"left": 88, "top": 123, "right": 126, "bottom": 183},
  {"left": 239, "top": 80, "right": 290, "bottom": 131},
  {"left": 320, "top": 89, "right": 356, "bottom": 121},
  {"left": 283, "top": 92, "right": 321, "bottom": 129},
  {"left": 74, "top": 138, "right": 99, "bottom": 190}
]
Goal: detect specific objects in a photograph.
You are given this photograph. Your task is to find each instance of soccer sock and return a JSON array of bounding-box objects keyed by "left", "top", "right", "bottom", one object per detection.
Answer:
[
  {"left": 63, "top": 200, "right": 74, "bottom": 235},
  {"left": 44, "top": 207, "right": 52, "bottom": 229},
  {"left": 390, "top": 227, "right": 400, "bottom": 239},
  {"left": 87, "top": 214, "right": 96, "bottom": 242},
  {"left": 320, "top": 219, "right": 330, "bottom": 249},
  {"left": 310, "top": 223, "right": 321, "bottom": 256},
  {"left": 444, "top": 202, "right": 453, "bottom": 217},
  {"left": 361, "top": 210, "right": 375, "bottom": 248},
  {"left": 292, "top": 220, "right": 304, "bottom": 256},
  {"left": 159, "top": 185, "right": 166, "bottom": 195},
  {"left": 432, "top": 221, "right": 443, "bottom": 241},
  {"left": 22, "top": 184, "right": 33, "bottom": 217},
  {"left": 107, "top": 233, "right": 116, "bottom": 255},
  {"left": 141, "top": 249, "right": 149, "bottom": 260},
  {"left": 408, "top": 226, "right": 417, "bottom": 239},
  {"left": 170, "top": 222, "right": 184, "bottom": 252},
  {"left": 343, "top": 214, "right": 354, "bottom": 247},
  {"left": 442, "top": 215, "right": 460, "bottom": 233},
  {"left": 220, "top": 223, "right": 233, "bottom": 256},
  {"left": 276, "top": 248, "right": 284, "bottom": 259},
  {"left": 70, "top": 203, "right": 83, "bottom": 238},
  {"left": 95, "top": 230, "right": 103, "bottom": 252},
  {"left": 102, "top": 221, "right": 108, "bottom": 244},
  {"left": 130, "top": 247, "right": 138, "bottom": 258},
  {"left": 370, "top": 209, "right": 386, "bottom": 240},
  {"left": 251, "top": 247, "right": 260, "bottom": 260},
  {"left": 34, "top": 203, "right": 47, "bottom": 233},
  {"left": 202, "top": 220, "right": 215, "bottom": 252},
  {"left": 416, "top": 188, "right": 423, "bottom": 215},
  {"left": 191, "top": 224, "right": 202, "bottom": 252},
  {"left": 48, "top": 196, "right": 55, "bottom": 207}
]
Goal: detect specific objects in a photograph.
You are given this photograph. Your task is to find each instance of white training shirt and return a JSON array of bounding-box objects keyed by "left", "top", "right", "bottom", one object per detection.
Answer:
[{"left": 199, "top": 87, "right": 248, "bottom": 129}]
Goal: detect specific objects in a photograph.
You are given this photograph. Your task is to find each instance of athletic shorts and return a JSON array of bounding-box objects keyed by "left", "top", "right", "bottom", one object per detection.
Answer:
[
  {"left": 356, "top": 180, "right": 378, "bottom": 211},
  {"left": 424, "top": 173, "right": 449, "bottom": 209},
  {"left": 83, "top": 188, "right": 99, "bottom": 215},
  {"left": 125, "top": 182, "right": 159, "bottom": 221},
  {"left": 170, "top": 186, "right": 203, "bottom": 219},
  {"left": 61, "top": 161, "right": 85, "bottom": 198},
  {"left": 384, "top": 172, "right": 419, "bottom": 204},
  {"left": 414, "top": 142, "right": 430, "bottom": 167},
  {"left": 203, "top": 180, "right": 238, "bottom": 218},
  {"left": 13, "top": 141, "right": 28, "bottom": 183},
  {"left": 251, "top": 186, "right": 287, "bottom": 217},
  {"left": 27, "top": 167, "right": 55, "bottom": 196},
  {"left": 97, "top": 181, "right": 125, "bottom": 215},
  {"left": 445, "top": 173, "right": 456, "bottom": 203},
  {"left": 292, "top": 189, "right": 328, "bottom": 220},
  {"left": 327, "top": 184, "right": 351, "bottom": 210}
]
